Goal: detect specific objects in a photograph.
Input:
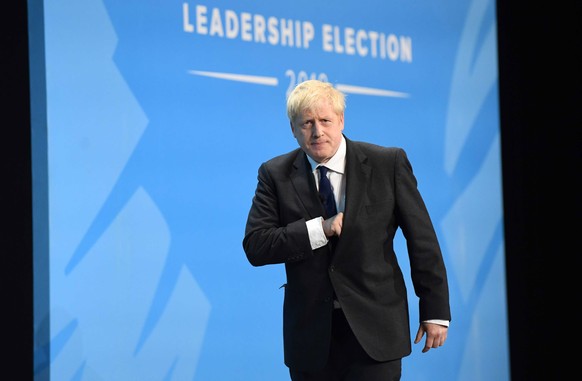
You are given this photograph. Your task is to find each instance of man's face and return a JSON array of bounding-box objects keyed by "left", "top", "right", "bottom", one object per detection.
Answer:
[{"left": 291, "top": 100, "right": 344, "bottom": 163}]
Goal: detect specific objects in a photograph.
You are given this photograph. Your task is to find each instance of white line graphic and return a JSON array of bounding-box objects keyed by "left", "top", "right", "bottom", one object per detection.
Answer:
[
  {"left": 335, "top": 84, "right": 410, "bottom": 98},
  {"left": 188, "top": 70, "right": 278, "bottom": 86},
  {"left": 188, "top": 70, "right": 409, "bottom": 98}
]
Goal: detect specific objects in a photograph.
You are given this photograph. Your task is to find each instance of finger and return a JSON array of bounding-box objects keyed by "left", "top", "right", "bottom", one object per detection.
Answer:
[
  {"left": 425, "top": 333, "right": 446, "bottom": 352},
  {"left": 333, "top": 215, "right": 343, "bottom": 236},
  {"left": 423, "top": 336, "right": 435, "bottom": 353},
  {"left": 413, "top": 327, "right": 424, "bottom": 344}
]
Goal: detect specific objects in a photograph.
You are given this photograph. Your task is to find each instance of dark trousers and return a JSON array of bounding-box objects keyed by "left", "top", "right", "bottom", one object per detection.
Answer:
[{"left": 289, "top": 308, "right": 402, "bottom": 381}]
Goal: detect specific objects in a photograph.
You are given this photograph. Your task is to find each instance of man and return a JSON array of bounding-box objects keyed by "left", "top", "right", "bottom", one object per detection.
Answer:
[{"left": 243, "top": 79, "right": 451, "bottom": 380}]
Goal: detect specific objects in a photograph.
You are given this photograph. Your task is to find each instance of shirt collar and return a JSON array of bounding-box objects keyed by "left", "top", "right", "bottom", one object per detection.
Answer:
[{"left": 306, "top": 135, "right": 346, "bottom": 175}]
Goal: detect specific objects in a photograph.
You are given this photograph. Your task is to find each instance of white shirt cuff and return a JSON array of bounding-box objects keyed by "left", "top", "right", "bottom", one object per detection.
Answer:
[
  {"left": 306, "top": 217, "right": 328, "bottom": 250},
  {"left": 423, "top": 319, "right": 449, "bottom": 327}
]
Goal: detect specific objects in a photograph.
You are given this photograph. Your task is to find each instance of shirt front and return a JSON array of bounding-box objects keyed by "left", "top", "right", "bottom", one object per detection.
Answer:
[
  {"left": 305, "top": 136, "right": 346, "bottom": 249},
  {"left": 307, "top": 135, "right": 347, "bottom": 213}
]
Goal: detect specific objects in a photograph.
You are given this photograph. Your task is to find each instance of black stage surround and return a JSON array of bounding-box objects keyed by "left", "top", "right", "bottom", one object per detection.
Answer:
[{"left": 3, "top": 1, "right": 579, "bottom": 379}]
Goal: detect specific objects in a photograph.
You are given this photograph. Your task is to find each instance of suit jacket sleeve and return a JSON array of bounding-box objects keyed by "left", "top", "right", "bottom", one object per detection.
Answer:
[
  {"left": 394, "top": 148, "right": 451, "bottom": 322},
  {"left": 243, "top": 159, "right": 315, "bottom": 266}
]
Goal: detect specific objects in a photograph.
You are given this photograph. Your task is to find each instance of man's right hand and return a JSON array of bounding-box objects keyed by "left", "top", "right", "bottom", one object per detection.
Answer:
[{"left": 322, "top": 212, "right": 343, "bottom": 237}]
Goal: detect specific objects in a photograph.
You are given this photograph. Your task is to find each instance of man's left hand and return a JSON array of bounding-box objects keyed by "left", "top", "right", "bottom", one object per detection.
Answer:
[{"left": 414, "top": 322, "right": 448, "bottom": 353}]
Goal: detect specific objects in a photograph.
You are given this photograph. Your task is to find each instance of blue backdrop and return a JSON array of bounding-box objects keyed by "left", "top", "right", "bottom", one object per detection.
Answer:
[{"left": 31, "top": 0, "right": 508, "bottom": 380}]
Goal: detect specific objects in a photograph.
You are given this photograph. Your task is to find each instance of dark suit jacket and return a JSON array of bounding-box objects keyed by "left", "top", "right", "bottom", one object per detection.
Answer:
[{"left": 243, "top": 136, "right": 451, "bottom": 371}]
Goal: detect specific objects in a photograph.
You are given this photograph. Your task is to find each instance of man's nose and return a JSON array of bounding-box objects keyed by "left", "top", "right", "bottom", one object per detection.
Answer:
[{"left": 312, "top": 122, "right": 323, "bottom": 137}]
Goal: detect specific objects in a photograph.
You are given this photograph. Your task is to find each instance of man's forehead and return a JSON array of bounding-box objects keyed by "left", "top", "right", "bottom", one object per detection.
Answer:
[{"left": 300, "top": 105, "right": 339, "bottom": 118}]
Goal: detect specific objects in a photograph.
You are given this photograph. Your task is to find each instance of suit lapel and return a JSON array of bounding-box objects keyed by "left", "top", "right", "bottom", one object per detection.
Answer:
[
  {"left": 344, "top": 139, "right": 371, "bottom": 219},
  {"left": 290, "top": 151, "right": 323, "bottom": 219},
  {"left": 333, "top": 139, "right": 371, "bottom": 257}
]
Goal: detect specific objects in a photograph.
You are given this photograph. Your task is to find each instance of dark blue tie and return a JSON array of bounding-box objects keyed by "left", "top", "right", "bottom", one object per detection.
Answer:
[{"left": 318, "top": 166, "right": 337, "bottom": 218}]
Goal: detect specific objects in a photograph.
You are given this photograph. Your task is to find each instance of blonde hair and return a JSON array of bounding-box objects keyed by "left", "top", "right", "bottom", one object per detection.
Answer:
[{"left": 286, "top": 80, "right": 346, "bottom": 122}]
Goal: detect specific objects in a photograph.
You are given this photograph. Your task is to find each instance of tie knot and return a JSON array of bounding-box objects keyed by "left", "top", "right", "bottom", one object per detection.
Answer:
[{"left": 318, "top": 166, "right": 329, "bottom": 177}]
